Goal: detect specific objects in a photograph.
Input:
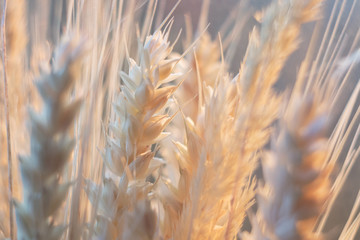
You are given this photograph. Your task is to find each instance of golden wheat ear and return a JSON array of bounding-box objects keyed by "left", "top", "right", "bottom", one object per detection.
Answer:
[
  {"left": 242, "top": 94, "right": 333, "bottom": 240},
  {"left": 14, "top": 38, "right": 84, "bottom": 240}
]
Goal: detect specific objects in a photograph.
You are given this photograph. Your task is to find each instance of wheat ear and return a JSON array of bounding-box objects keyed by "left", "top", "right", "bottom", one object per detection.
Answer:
[
  {"left": 243, "top": 94, "right": 332, "bottom": 240},
  {"left": 14, "top": 38, "right": 83, "bottom": 240},
  {"left": 158, "top": 30, "right": 225, "bottom": 199},
  {"left": 218, "top": 0, "right": 325, "bottom": 238},
  {"left": 86, "top": 29, "right": 182, "bottom": 239},
  {"left": 156, "top": 71, "right": 257, "bottom": 239},
  {"left": 239, "top": 0, "right": 323, "bottom": 98}
]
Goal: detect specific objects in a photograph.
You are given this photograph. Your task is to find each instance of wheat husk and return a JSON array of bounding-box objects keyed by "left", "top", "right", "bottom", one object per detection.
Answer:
[{"left": 14, "top": 38, "right": 84, "bottom": 240}]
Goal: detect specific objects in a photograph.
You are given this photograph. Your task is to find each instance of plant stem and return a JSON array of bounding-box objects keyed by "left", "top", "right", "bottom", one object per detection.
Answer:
[{"left": 1, "top": 0, "right": 13, "bottom": 239}]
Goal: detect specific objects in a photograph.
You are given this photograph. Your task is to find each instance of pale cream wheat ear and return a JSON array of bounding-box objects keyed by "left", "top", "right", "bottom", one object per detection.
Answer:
[
  {"left": 242, "top": 94, "right": 333, "bottom": 240},
  {"left": 85, "top": 29, "right": 183, "bottom": 239},
  {"left": 14, "top": 38, "right": 84, "bottom": 240}
]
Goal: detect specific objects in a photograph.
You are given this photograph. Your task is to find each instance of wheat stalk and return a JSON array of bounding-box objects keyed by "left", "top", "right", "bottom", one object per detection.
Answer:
[
  {"left": 0, "top": 2, "right": 28, "bottom": 238},
  {"left": 14, "top": 38, "right": 83, "bottom": 240},
  {"left": 1, "top": 1, "right": 14, "bottom": 238}
]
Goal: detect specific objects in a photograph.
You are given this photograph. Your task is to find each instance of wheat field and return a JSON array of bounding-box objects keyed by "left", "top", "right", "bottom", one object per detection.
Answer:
[{"left": 0, "top": 0, "right": 360, "bottom": 239}]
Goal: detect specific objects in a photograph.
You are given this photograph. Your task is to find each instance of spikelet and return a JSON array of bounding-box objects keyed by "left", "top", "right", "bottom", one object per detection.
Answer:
[
  {"left": 14, "top": 38, "right": 83, "bottom": 240},
  {"left": 242, "top": 94, "right": 332, "bottom": 240},
  {"left": 175, "top": 32, "right": 224, "bottom": 121},
  {"left": 86, "top": 29, "right": 182, "bottom": 239}
]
